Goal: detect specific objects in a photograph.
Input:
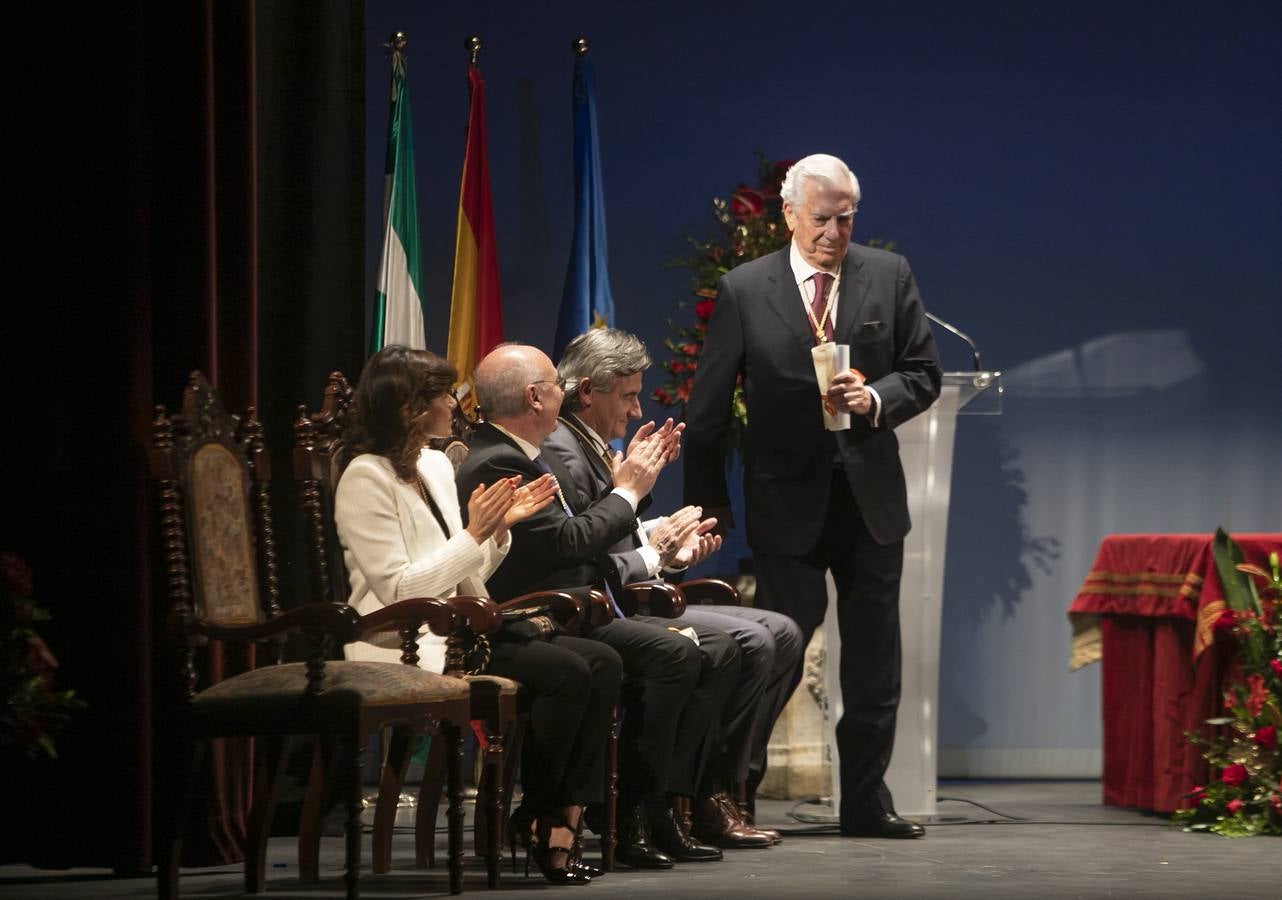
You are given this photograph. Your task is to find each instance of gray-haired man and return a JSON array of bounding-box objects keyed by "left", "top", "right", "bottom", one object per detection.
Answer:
[{"left": 545, "top": 328, "right": 804, "bottom": 846}]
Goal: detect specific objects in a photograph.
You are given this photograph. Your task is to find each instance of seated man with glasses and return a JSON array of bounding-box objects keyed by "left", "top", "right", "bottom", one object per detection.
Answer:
[{"left": 456, "top": 343, "right": 739, "bottom": 869}]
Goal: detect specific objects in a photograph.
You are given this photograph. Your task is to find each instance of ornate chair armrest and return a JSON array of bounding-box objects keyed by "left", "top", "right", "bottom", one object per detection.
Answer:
[
  {"left": 500, "top": 590, "right": 583, "bottom": 628},
  {"left": 674, "top": 577, "right": 741, "bottom": 607},
  {"left": 623, "top": 581, "right": 686, "bottom": 619},
  {"left": 176, "top": 602, "right": 361, "bottom": 645},
  {"left": 585, "top": 589, "right": 616, "bottom": 627},
  {"left": 358, "top": 597, "right": 457, "bottom": 638},
  {"left": 445, "top": 595, "right": 503, "bottom": 636}
]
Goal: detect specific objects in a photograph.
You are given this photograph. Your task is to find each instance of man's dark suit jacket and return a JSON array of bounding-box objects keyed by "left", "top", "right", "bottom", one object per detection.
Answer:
[
  {"left": 456, "top": 421, "right": 640, "bottom": 602},
  {"left": 683, "top": 244, "right": 942, "bottom": 554},
  {"left": 542, "top": 417, "right": 656, "bottom": 585}
]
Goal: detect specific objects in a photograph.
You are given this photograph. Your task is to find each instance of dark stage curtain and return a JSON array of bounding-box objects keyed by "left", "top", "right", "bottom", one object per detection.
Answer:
[{"left": 1, "top": 0, "right": 365, "bottom": 872}]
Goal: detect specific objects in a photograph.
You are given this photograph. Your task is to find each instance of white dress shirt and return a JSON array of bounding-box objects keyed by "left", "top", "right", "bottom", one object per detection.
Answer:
[{"left": 789, "top": 240, "right": 883, "bottom": 426}]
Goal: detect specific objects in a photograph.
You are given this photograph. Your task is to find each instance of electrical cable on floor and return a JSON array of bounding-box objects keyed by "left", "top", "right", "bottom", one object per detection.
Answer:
[
  {"left": 786, "top": 795, "right": 842, "bottom": 826},
  {"left": 934, "top": 795, "right": 1026, "bottom": 820},
  {"left": 781, "top": 795, "right": 1171, "bottom": 830}
]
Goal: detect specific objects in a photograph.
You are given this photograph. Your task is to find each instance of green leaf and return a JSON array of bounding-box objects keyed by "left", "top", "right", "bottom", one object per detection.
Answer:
[{"left": 1212, "top": 528, "right": 1260, "bottom": 614}]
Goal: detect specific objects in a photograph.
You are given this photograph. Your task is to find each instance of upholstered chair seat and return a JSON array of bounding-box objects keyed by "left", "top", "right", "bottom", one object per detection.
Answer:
[{"left": 190, "top": 662, "right": 471, "bottom": 734}]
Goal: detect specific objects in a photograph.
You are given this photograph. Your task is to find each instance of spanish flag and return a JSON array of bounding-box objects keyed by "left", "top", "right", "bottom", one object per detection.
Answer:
[{"left": 447, "top": 64, "right": 503, "bottom": 410}]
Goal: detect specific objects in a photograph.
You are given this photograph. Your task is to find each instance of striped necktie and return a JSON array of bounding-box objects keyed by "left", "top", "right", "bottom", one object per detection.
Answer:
[{"left": 811, "top": 271, "right": 834, "bottom": 342}]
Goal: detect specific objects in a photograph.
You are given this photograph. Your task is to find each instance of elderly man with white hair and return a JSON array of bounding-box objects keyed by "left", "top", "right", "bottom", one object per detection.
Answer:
[{"left": 683, "top": 153, "right": 942, "bottom": 839}]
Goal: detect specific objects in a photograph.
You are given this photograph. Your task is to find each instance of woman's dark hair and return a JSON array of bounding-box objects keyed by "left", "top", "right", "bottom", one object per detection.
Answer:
[{"left": 342, "top": 345, "right": 458, "bottom": 481}]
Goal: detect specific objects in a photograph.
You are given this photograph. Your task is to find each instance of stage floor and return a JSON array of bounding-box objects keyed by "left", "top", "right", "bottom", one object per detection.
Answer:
[{"left": 2, "top": 780, "right": 1278, "bottom": 898}]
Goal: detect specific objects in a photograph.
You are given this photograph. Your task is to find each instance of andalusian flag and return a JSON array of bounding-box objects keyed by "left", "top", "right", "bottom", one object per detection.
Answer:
[
  {"left": 371, "top": 42, "right": 426, "bottom": 352},
  {"left": 446, "top": 64, "right": 503, "bottom": 409},
  {"left": 553, "top": 51, "right": 614, "bottom": 360}
]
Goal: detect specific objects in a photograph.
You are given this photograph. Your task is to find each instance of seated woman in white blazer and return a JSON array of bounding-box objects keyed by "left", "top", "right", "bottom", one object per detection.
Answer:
[{"left": 335, "top": 345, "right": 622, "bottom": 885}]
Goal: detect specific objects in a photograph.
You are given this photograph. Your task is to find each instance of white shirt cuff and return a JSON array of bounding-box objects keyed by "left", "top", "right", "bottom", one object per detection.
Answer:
[
  {"left": 867, "top": 385, "right": 883, "bottom": 428},
  {"left": 611, "top": 486, "right": 639, "bottom": 511},
  {"left": 638, "top": 543, "right": 662, "bottom": 578}
]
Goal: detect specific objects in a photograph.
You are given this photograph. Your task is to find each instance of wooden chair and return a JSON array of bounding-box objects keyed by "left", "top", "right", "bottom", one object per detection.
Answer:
[{"left": 152, "top": 372, "right": 473, "bottom": 898}]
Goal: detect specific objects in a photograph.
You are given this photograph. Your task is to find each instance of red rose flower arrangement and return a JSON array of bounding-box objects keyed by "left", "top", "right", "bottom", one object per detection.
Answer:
[
  {"left": 1, "top": 551, "right": 85, "bottom": 759},
  {"left": 1174, "top": 532, "right": 1282, "bottom": 837},
  {"left": 652, "top": 156, "right": 794, "bottom": 422}
]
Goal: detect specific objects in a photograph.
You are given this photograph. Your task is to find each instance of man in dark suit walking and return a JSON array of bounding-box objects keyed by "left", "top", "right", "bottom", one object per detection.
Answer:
[{"left": 683, "top": 153, "right": 942, "bottom": 838}]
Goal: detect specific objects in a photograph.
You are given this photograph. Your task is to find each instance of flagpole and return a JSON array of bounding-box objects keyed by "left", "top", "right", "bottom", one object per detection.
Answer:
[
  {"left": 466, "top": 35, "right": 481, "bottom": 67},
  {"left": 573, "top": 36, "right": 589, "bottom": 56}
]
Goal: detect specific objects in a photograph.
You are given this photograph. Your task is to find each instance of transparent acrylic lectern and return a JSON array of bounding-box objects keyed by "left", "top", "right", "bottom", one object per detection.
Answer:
[{"left": 819, "top": 370, "right": 1002, "bottom": 820}]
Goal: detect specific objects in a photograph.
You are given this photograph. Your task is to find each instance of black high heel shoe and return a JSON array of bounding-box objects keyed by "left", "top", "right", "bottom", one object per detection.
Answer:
[
  {"left": 531, "top": 812, "right": 593, "bottom": 885},
  {"left": 569, "top": 818, "right": 604, "bottom": 879},
  {"left": 506, "top": 806, "right": 536, "bottom": 874}
]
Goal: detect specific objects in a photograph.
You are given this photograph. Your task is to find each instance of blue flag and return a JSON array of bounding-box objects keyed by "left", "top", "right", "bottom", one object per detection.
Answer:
[{"left": 553, "top": 54, "right": 614, "bottom": 360}]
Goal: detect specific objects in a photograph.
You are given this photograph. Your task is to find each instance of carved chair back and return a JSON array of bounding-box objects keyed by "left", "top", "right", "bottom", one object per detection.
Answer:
[
  {"left": 293, "top": 371, "right": 355, "bottom": 609},
  {"left": 151, "top": 372, "right": 288, "bottom": 692}
]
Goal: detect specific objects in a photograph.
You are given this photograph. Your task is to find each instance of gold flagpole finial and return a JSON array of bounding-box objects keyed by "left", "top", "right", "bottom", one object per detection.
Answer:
[
  {"left": 466, "top": 35, "right": 482, "bottom": 66},
  {"left": 572, "top": 36, "right": 590, "bottom": 56},
  {"left": 384, "top": 32, "right": 409, "bottom": 86}
]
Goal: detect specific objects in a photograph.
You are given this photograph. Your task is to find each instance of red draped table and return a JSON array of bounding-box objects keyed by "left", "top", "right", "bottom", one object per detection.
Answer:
[{"left": 1067, "top": 533, "right": 1281, "bottom": 813}]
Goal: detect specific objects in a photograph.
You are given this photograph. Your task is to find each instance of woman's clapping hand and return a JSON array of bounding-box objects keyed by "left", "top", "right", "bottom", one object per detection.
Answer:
[{"left": 464, "top": 478, "right": 517, "bottom": 544}]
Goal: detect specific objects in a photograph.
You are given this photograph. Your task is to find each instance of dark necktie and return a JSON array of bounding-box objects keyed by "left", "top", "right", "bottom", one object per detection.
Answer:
[
  {"left": 811, "top": 271, "right": 834, "bottom": 343},
  {"left": 535, "top": 456, "right": 624, "bottom": 618},
  {"left": 599, "top": 447, "right": 615, "bottom": 485}
]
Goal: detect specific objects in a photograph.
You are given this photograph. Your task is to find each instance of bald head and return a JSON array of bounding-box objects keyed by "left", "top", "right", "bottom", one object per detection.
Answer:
[{"left": 475, "top": 343, "right": 563, "bottom": 441}]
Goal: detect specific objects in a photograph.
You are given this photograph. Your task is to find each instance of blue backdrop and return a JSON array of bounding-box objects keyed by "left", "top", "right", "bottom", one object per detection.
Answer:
[{"left": 363, "top": 0, "right": 1281, "bottom": 776}]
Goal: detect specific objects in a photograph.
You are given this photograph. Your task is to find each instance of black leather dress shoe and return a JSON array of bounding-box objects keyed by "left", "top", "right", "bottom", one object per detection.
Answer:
[
  {"left": 647, "top": 802, "right": 724, "bottom": 861},
  {"left": 841, "top": 812, "right": 926, "bottom": 839},
  {"left": 615, "top": 805, "right": 676, "bottom": 869}
]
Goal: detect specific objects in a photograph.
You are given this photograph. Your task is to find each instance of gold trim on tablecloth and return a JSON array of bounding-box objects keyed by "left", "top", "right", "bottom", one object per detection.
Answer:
[
  {"left": 1077, "top": 571, "right": 1202, "bottom": 600},
  {"left": 1069, "top": 612, "right": 1101, "bottom": 672},
  {"left": 1194, "top": 598, "right": 1226, "bottom": 659},
  {"left": 1068, "top": 571, "right": 1203, "bottom": 669}
]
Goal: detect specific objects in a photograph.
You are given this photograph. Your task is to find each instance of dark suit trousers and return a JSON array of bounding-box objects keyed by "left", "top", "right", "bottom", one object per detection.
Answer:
[
  {"left": 753, "top": 469, "right": 904, "bottom": 827},
  {"left": 486, "top": 634, "right": 622, "bottom": 811},
  {"left": 678, "top": 605, "right": 803, "bottom": 790},
  {"left": 634, "top": 616, "right": 740, "bottom": 798},
  {"left": 583, "top": 616, "right": 703, "bottom": 801}
]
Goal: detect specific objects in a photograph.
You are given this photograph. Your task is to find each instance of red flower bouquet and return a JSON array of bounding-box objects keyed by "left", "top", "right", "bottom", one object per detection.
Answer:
[
  {"left": 1173, "top": 531, "right": 1282, "bottom": 837},
  {"left": 1, "top": 551, "right": 85, "bottom": 759}
]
